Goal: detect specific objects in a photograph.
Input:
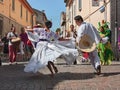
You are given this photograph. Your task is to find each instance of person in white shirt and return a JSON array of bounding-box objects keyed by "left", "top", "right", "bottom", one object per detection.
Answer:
[
  {"left": 7, "top": 27, "right": 19, "bottom": 64},
  {"left": 69, "top": 24, "right": 77, "bottom": 64},
  {"left": 74, "top": 15, "right": 101, "bottom": 75}
]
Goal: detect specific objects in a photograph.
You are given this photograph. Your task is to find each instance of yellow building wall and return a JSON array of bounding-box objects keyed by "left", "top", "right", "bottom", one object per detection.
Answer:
[
  {"left": 0, "top": 0, "right": 35, "bottom": 35},
  {"left": 76, "top": 0, "right": 110, "bottom": 28},
  {"left": 65, "top": 0, "right": 110, "bottom": 31},
  {"left": 0, "top": 0, "right": 10, "bottom": 18},
  {"left": 9, "top": 0, "right": 34, "bottom": 26}
]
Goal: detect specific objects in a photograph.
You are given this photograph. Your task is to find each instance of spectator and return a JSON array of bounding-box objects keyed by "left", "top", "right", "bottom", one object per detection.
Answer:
[
  {"left": 19, "top": 27, "right": 30, "bottom": 60},
  {"left": 7, "top": 27, "right": 20, "bottom": 64}
]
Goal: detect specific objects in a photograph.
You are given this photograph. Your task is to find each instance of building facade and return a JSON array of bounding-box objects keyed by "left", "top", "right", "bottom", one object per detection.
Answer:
[
  {"left": 60, "top": 11, "right": 66, "bottom": 37},
  {"left": 63, "top": 0, "right": 120, "bottom": 59},
  {"left": 33, "top": 8, "right": 47, "bottom": 27},
  {"left": 64, "top": 0, "right": 110, "bottom": 31},
  {"left": 0, "top": 0, "right": 36, "bottom": 35}
]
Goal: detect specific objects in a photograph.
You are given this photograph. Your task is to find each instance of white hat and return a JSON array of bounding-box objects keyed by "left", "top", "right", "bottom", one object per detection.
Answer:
[{"left": 77, "top": 34, "right": 96, "bottom": 52}]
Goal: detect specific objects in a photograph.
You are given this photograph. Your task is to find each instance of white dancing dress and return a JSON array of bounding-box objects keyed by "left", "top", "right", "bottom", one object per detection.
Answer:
[{"left": 24, "top": 28, "right": 78, "bottom": 73}]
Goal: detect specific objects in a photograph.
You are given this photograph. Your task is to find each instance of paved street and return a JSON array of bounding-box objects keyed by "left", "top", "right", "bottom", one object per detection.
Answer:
[{"left": 0, "top": 58, "right": 120, "bottom": 90}]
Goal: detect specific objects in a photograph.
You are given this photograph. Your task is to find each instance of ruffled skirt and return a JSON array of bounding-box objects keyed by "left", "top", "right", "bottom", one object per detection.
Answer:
[{"left": 24, "top": 41, "right": 78, "bottom": 73}]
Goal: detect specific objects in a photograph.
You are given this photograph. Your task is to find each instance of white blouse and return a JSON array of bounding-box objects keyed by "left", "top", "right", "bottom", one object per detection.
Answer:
[{"left": 33, "top": 28, "right": 59, "bottom": 41}]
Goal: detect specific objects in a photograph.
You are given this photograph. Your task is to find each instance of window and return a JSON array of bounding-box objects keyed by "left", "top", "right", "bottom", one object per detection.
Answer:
[
  {"left": 74, "top": 5, "right": 76, "bottom": 17},
  {"left": 0, "top": 17, "right": 3, "bottom": 35},
  {"left": 78, "top": 0, "right": 82, "bottom": 11},
  {"left": 20, "top": 4, "right": 22, "bottom": 18},
  {"left": 31, "top": 15, "right": 33, "bottom": 26},
  {"left": 69, "top": 11, "right": 71, "bottom": 23},
  {"left": 26, "top": 10, "right": 28, "bottom": 22},
  {"left": 92, "top": 0, "right": 99, "bottom": 6},
  {"left": 12, "top": 0, "right": 15, "bottom": 11}
]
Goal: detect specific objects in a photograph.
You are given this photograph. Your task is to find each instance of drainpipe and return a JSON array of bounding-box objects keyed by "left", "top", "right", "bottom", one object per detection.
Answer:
[
  {"left": 72, "top": 1, "right": 73, "bottom": 25},
  {"left": 9, "top": 0, "right": 11, "bottom": 24},
  {"left": 104, "top": 0, "right": 107, "bottom": 21},
  {"left": 115, "top": 0, "right": 118, "bottom": 60},
  {"left": 89, "top": 0, "right": 91, "bottom": 22}
]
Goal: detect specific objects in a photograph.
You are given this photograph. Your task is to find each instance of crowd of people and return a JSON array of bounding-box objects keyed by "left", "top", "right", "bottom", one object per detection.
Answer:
[
  {"left": 0, "top": 26, "right": 34, "bottom": 65},
  {"left": 0, "top": 15, "right": 117, "bottom": 77}
]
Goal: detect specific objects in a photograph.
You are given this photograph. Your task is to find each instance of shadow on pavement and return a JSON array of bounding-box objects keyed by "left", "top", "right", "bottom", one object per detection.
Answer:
[
  {"left": 0, "top": 63, "right": 120, "bottom": 90},
  {"left": 26, "top": 72, "right": 95, "bottom": 80},
  {"left": 101, "top": 72, "right": 120, "bottom": 77}
]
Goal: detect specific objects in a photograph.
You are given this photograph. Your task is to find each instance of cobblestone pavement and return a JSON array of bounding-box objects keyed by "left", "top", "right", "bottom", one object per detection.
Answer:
[{"left": 0, "top": 58, "right": 120, "bottom": 90}]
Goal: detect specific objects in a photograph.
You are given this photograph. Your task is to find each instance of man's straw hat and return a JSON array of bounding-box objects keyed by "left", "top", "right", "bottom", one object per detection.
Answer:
[{"left": 77, "top": 34, "right": 96, "bottom": 52}]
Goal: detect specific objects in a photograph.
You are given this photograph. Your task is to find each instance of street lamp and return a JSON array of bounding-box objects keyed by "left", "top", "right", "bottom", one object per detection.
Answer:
[{"left": 99, "top": 0, "right": 107, "bottom": 21}]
